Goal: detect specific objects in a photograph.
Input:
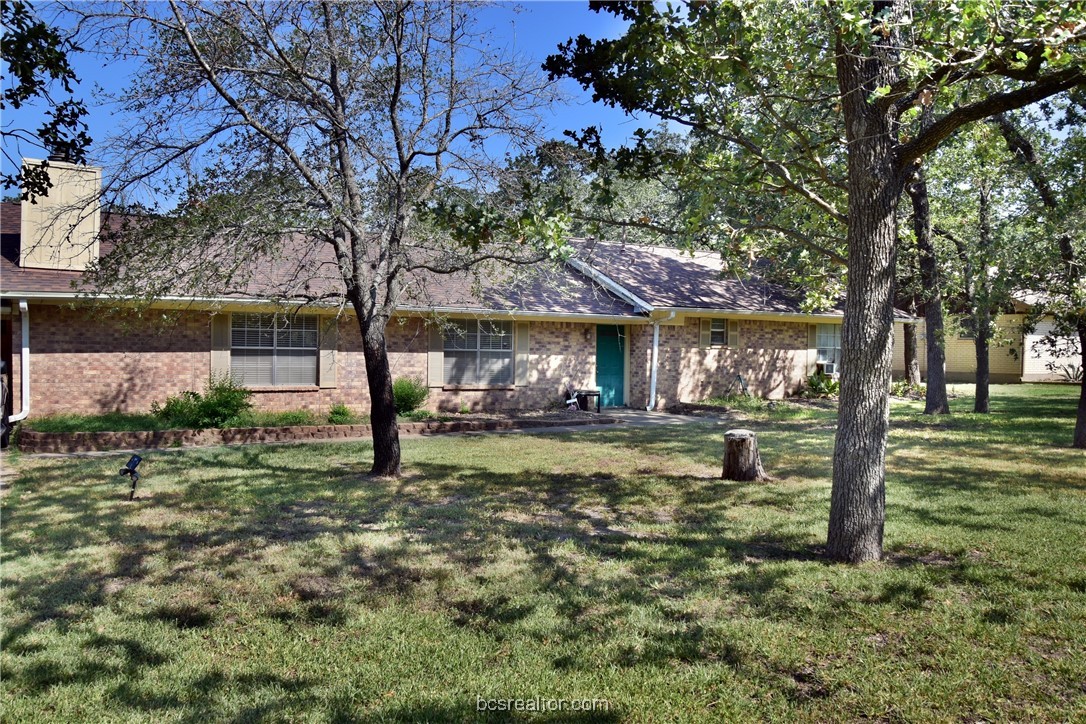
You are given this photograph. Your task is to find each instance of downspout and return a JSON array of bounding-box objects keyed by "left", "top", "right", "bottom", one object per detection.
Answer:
[
  {"left": 646, "top": 311, "right": 676, "bottom": 411},
  {"left": 9, "top": 300, "right": 30, "bottom": 422}
]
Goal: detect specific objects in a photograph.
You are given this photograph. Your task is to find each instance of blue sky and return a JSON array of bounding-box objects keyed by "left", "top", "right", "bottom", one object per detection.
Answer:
[{"left": 2, "top": 1, "right": 655, "bottom": 190}]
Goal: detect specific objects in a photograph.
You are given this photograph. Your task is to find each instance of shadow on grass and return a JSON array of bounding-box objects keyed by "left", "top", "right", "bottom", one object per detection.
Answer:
[
  {"left": 3, "top": 383, "right": 1081, "bottom": 719},
  {"left": 2, "top": 445, "right": 829, "bottom": 709}
]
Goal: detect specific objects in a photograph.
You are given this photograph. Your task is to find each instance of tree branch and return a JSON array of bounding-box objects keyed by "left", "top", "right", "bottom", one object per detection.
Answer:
[{"left": 898, "top": 67, "right": 1086, "bottom": 166}]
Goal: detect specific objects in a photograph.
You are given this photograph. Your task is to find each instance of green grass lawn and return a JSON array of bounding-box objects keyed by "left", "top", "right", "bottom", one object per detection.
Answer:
[{"left": 2, "top": 385, "right": 1083, "bottom": 722}]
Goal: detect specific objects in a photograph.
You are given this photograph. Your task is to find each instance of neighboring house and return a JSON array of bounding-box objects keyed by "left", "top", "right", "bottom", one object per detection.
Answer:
[
  {"left": 891, "top": 300, "right": 1080, "bottom": 383},
  {"left": 2, "top": 160, "right": 887, "bottom": 421}
]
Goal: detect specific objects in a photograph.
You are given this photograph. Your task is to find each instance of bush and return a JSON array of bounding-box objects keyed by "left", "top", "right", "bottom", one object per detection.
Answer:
[
  {"left": 1057, "top": 363, "right": 1083, "bottom": 383},
  {"left": 392, "top": 376, "right": 429, "bottom": 414},
  {"left": 890, "top": 379, "right": 926, "bottom": 398},
  {"left": 151, "top": 373, "right": 253, "bottom": 430},
  {"left": 266, "top": 410, "right": 317, "bottom": 426},
  {"left": 221, "top": 409, "right": 320, "bottom": 428},
  {"left": 328, "top": 403, "right": 357, "bottom": 425},
  {"left": 803, "top": 372, "right": 840, "bottom": 398}
]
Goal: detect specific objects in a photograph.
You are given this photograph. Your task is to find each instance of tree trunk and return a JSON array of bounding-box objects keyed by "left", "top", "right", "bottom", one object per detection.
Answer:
[
  {"left": 973, "top": 182, "right": 992, "bottom": 414},
  {"left": 827, "top": 37, "right": 901, "bottom": 564},
  {"left": 1076, "top": 326, "right": 1086, "bottom": 449},
  {"left": 721, "top": 429, "right": 769, "bottom": 481},
  {"left": 358, "top": 316, "right": 402, "bottom": 477},
  {"left": 906, "top": 163, "right": 950, "bottom": 414},
  {"left": 903, "top": 322, "right": 921, "bottom": 386},
  {"left": 974, "top": 309, "right": 991, "bottom": 413}
]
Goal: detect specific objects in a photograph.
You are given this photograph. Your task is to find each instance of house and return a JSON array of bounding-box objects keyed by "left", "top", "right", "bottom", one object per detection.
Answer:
[
  {"left": 2, "top": 160, "right": 869, "bottom": 423},
  {"left": 891, "top": 299, "right": 1081, "bottom": 384}
]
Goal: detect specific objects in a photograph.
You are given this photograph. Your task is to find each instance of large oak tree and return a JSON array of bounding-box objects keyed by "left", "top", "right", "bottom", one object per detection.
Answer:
[
  {"left": 547, "top": 0, "right": 1085, "bottom": 561},
  {"left": 73, "top": 1, "right": 561, "bottom": 476}
]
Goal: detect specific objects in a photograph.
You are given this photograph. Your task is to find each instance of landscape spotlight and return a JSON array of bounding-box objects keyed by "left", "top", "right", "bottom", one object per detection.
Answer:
[{"left": 119, "top": 454, "right": 142, "bottom": 500}]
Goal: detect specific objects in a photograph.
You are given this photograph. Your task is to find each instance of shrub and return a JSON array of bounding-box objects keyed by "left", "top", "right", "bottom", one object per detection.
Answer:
[
  {"left": 392, "top": 376, "right": 429, "bottom": 414},
  {"left": 268, "top": 410, "right": 317, "bottom": 426},
  {"left": 1058, "top": 363, "right": 1083, "bottom": 383},
  {"left": 803, "top": 371, "right": 840, "bottom": 398},
  {"left": 328, "top": 404, "right": 357, "bottom": 425},
  {"left": 151, "top": 373, "right": 253, "bottom": 430},
  {"left": 401, "top": 409, "right": 435, "bottom": 422},
  {"left": 890, "top": 379, "right": 926, "bottom": 398},
  {"left": 225, "top": 409, "right": 321, "bottom": 428}
]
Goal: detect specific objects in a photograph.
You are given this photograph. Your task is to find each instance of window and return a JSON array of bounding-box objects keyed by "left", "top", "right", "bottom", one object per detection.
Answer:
[
  {"left": 701, "top": 318, "right": 738, "bottom": 348},
  {"left": 816, "top": 324, "right": 842, "bottom": 371},
  {"left": 443, "top": 319, "right": 513, "bottom": 386},
  {"left": 231, "top": 313, "right": 319, "bottom": 386},
  {"left": 959, "top": 317, "right": 977, "bottom": 340},
  {"left": 710, "top": 319, "right": 727, "bottom": 347}
]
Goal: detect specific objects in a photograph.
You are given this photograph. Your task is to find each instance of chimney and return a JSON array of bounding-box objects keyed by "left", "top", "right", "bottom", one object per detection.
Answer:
[{"left": 18, "top": 158, "right": 102, "bottom": 271}]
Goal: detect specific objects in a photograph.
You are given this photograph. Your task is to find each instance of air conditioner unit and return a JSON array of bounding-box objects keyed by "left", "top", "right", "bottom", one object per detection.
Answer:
[{"left": 820, "top": 363, "right": 836, "bottom": 376}]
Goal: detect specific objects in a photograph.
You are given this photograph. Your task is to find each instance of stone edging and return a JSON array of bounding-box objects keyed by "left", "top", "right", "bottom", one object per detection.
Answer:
[{"left": 18, "top": 416, "right": 621, "bottom": 454}]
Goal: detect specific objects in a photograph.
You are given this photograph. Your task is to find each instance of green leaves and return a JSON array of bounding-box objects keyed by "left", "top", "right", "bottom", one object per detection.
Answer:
[{"left": 1, "top": 0, "right": 90, "bottom": 200}]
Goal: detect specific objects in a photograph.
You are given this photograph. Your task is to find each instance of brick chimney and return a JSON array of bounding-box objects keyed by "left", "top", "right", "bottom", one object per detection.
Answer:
[{"left": 18, "top": 158, "right": 102, "bottom": 271}]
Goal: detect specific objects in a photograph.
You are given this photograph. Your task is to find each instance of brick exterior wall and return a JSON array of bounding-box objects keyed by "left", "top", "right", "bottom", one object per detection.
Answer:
[
  {"left": 7, "top": 305, "right": 601, "bottom": 418},
  {"left": 11, "top": 304, "right": 212, "bottom": 417},
  {"left": 629, "top": 318, "right": 810, "bottom": 407},
  {"left": 893, "top": 317, "right": 1025, "bottom": 383},
  {"left": 429, "top": 320, "right": 597, "bottom": 412},
  {"left": 8, "top": 304, "right": 824, "bottom": 419}
]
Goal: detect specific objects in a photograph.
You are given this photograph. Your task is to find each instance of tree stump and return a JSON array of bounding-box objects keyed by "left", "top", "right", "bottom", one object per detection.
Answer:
[{"left": 722, "top": 429, "right": 769, "bottom": 481}]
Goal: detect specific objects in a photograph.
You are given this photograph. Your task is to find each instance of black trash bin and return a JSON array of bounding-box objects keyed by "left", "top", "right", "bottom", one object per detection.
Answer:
[{"left": 576, "top": 392, "right": 589, "bottom": 411}]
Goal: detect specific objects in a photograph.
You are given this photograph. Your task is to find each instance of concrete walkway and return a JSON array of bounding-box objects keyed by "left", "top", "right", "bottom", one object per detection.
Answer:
[{"left": 602, "top": 408, "right": 707, "bottom": 427}]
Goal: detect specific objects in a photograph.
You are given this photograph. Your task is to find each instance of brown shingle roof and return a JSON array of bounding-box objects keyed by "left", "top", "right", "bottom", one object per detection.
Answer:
[
  {"left": 573, "top": 238, "right": 841, "bottom": 315},
  {"left": 0, "top": 203, "right": 639, "bottom": 318}
]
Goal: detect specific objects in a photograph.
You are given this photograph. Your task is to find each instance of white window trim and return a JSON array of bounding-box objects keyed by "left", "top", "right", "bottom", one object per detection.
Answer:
[
  {"left": 709, "top": 319, "right": 727, "bottom": 347},
  {"left": 815, "top": 323, "right": 842, "bottom": 371}
]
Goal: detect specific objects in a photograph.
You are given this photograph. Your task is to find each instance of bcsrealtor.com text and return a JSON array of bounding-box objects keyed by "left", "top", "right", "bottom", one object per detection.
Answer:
[{"left": 476, "top": 696, "right": 611, "bottom": 713}]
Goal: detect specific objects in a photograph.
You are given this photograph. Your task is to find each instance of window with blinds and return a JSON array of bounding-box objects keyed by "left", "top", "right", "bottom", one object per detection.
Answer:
[
  {"left": 231, "top": 313, "right": 319, "bottom": 386},
  {"left": 816, "top": 323, "right": 842, "bottom": 368},
  {"left": 710, "top": 319, "right": 727, "bottom": 346},
  {"left": 701, "top": 318, "right": 739, "bottom": 348},
  {"left": 443, "top": 319, "right": 513, "bottom": 386}
]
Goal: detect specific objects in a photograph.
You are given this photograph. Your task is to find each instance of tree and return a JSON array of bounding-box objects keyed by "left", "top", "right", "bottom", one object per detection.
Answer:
[
  {"left": 76, "top": 0, "right": 561, "bottom": 476},
  {"left": 893, "top": 226, "right": 922, "bottom": 387},
  {"left": 927, "top": 123, "right": 1030, "bottom": 414},
  {"left": 996, "top": 104, "right": 1086, "bottom": 446},
  {"left": 904, "top": 107, "right": 951, "bottom": 413},
  {"left": 547, "top": 1, "right": 1086, "bottom": 561},
  {"left": 1, "top": 0, "right": 90, "bottom": 199},
  {"left": 497, "top": 134, "right": 691, "bottom": 245}
]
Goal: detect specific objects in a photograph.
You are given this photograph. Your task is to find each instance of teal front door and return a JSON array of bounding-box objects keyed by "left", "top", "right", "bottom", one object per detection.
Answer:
[{"left": 596, "top": 325, "right": 625, "bottom": 407}]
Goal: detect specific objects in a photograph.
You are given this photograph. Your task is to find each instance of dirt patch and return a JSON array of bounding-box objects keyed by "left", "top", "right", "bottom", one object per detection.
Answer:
[
  {"left": 667, "top": 403, "right": 745, "bottom": 419},
  {"left": 290, "top": 575, "right": 341, "bottom": 602}
]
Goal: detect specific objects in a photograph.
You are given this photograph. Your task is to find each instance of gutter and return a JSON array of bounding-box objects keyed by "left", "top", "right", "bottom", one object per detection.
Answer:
[
  {"left": 0, "top": 292, "right": 647, "bottom": 323},
  {"left": 646, "top": 311, "right": 677, "bottom": 411},
  {"left": 9, "top": 300, "right": 30, "bottom": 422}
]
